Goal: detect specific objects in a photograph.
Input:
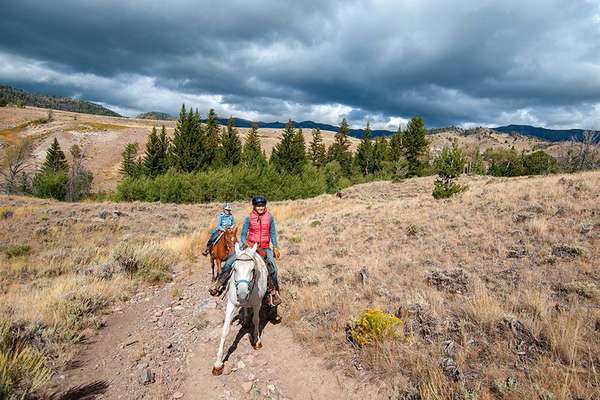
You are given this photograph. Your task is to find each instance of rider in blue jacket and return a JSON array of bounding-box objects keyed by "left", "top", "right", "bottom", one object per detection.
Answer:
[{"left": 202, "top": 203, "right": 235, "bottom": 256}]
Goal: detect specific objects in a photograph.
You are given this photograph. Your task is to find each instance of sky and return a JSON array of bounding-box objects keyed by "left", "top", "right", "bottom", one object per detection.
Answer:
[{"left": 1, "top": 0, "right": 600, "bottom": 130}]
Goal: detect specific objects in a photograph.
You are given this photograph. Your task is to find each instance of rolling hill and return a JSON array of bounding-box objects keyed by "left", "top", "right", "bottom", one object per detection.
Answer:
[{"left": 0, "top": 85, "right": 122, "bottom": 117}]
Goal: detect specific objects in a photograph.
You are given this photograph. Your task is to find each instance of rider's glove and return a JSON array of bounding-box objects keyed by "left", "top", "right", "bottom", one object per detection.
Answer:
[{"left": 274, "top": 248, "right": 280, "bottom": 259}]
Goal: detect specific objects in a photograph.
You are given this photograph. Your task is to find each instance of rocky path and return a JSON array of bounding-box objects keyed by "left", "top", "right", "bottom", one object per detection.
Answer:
[{"left": 47, "top": 261, "right": 371, "bottom": 399}]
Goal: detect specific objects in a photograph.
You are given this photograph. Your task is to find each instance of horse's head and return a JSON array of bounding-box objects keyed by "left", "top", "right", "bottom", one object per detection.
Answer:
[
  {"left": 224, "top": 227, "right": 238, "bottom": 255},
  {"left": 232, "top": 242, "right": 257, "bottom": 302}
]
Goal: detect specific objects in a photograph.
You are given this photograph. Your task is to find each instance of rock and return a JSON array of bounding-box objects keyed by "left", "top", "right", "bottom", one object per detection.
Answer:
[
  {"left": 242, "top": 381, "right": 253, "bottom": 393},
  {"left": 193, "top": 299, "right": 217, "bottom": 319},
  {"left": 236, "top": 360, "right": 245, "bottom": 369},
  {"left": 138, "top": 362, "right": 149, "bottom": 370},
  {"left": 358, "top": 266, "right": 368, "bottom": 285},
  {"left": 173, "top": 392, "right": 184, "bottom": 399},
  {"left": 98, "top": 210, "right": 111, "bottom": 219},
  {"left": 246, "top": 373, "right": 255, "bottom": 381},
  {"left": 140, "top": 368, "right": 154, "bottom": 385},
  {"left": 173, "top": 305, "right": 185, "bottom": 311},
  {"left": 82, "top": 262, "right": 116, "bottom": 279},
  {"left": 512, "top": 212, "right": 535, "bottom": 223},
  {"left": 267, "top": 384, "right": 276, "bottom": 393},
  {"left": 113, "top": 210, "right": 128, "bottom": 217}
]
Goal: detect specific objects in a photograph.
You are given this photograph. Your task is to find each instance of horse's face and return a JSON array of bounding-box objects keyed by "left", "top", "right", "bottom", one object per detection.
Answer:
[
  {"left": 233, "top": 258, "right": 254, "bottom": 302},
  {"left": 225, "top": 227, "right": 237, "bottom": 249},
  {"left": 233, "top": 242, "right": 257, "bottom": 302}
]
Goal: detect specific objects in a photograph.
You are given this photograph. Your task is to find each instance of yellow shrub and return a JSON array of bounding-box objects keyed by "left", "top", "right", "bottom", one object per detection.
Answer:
[{"left": 350, "top": 308, "right": 404, "bottom": 346}]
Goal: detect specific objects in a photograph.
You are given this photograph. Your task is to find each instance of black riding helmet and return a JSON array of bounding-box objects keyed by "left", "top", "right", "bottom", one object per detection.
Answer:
[{"left": 252, "top": 195, "right": 267, "bottom": 206}]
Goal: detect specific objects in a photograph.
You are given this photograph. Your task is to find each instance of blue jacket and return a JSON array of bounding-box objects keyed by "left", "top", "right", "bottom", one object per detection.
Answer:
[
  {"left": 217, "top": 213, "right": 235, "bottom": 230},
  {"left": 240, "top": 214, "right": 278, "bottom": 248}
]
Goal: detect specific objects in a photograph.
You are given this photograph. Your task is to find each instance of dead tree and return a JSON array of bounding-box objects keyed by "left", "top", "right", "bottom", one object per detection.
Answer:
[{"left": 0, "top": 140, "right": 32, "bottom": 194}]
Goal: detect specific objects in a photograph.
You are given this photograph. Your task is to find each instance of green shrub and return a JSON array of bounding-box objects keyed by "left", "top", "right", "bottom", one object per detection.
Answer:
[
  {"left": 1, "top": 245, "right": 31, "bottom": 259},
  {"left": 16, "top": 99, "right": 25, "bottom": 108},
  {"left": 0, "top": 99, "right": 7, "bottom": 107},
  {"left": 32, "top": 171, "right": 68, "bottom": 200},
  {"left": 432, "top": 179, "right": 468, "bottom": 199}
]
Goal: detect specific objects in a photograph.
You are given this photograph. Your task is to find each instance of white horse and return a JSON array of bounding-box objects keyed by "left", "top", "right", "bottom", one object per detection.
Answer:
[{"left": 212, "top": 242, "right": 268, "bottom": 375}]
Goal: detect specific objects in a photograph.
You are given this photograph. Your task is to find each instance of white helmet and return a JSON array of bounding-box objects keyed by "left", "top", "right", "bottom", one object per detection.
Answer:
[{"left": 223, "top": 203, "right": 232, "bottom": 211}]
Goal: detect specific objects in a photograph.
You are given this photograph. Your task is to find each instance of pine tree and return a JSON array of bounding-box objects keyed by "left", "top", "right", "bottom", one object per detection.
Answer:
[
  {"left": 309, "top": 128, "right": 326, "bottom": 168},
  {"left": 355, "top": 122, "right": 373, "bottom": 175},
  {"left": 403, "top": 115, "right": 429, "bottom": 177},
  {"left": 433, "top": 139, "right": 468, "bottom": 198},
  {"left": 119, "top": 142, "right": 141, "bottom": 178},
  {"left": 169, "top": 104, "right": 205, "bottom": 172},
  {"left": 204, "top": 108, "right": 221, "bottom": 167},
  {"left": 330, "top": 118, "right": 353, "bottom": 175},
  {"left": 388, "top": 125, "right": 403, "bottom": 162},
  {"left": 42, "top": 137, "right": 68, "bottom": 173},
  {"left": 142, "top": 126, "right": 170, "bottom": 177},
  {"left": 373, "top": 135, "right": 389, "bottom": 173},
  {"left": 221, "top": 116, "right": 242, "bottom": 166},
  {"left": 241, "top": 122, "right": 265, "bottom": 167},
  {"left": 271, "top": 120, "right": 304, "bottom": 174},
  {"left": 292, "top": 126, "right": 307, "bottom": 166}
]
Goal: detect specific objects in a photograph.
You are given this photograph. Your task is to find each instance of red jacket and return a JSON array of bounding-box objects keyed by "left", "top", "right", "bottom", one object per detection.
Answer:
[{"left": 246, "top": 210, "right": 271, "bottom": 249}]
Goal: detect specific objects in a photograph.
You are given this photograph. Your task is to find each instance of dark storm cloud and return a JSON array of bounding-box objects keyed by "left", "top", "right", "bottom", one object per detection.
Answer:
[{"left": 1, "top": 0, "right": 599, "bottom": 128}]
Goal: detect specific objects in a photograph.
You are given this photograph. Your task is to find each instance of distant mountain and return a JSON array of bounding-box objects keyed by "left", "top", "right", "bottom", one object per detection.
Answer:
[
  {"left": 136, "top": 111, "right": 176, "bottom": 120},
  {"left": 493, "top": 124, "right": 599, "bottom": 142},
  {"left": 0, "top": 85, "right": 122, "bottom": 117}
]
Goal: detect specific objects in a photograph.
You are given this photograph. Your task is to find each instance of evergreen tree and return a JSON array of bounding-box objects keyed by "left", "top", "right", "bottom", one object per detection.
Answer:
[
  {"left": 204, "top": 108, "right": 221, "bottom": 167},
  {"left": 292, "top": 126, "right": 307, "bottom": 166},
  {"left": 120, "top": 142, "right": 141, "bottom": 178},
  {"left": 142, "top": 126, "right": 170, "bottom": 177},
  {"left": 355, "top": 122, "right": 373, "bottom": 175},
  {"left": 308, "top": 128, "right": 326, "bottom": 168},
  {"left": 388, "top": 125, "right": 403, "bottom": 162},
  {"left": 432, "top": 139, "right": 468, "bottom": 198},
  {"left": 271, "top": 120, "right": 305, "bottom": 174},
  {"left": 403, "top": 115, "right": 429, "bottom": 177},
  {"left": 241, "top": 123, "right": 265, "bottom": 167},
  {"left": 221, "top": 116, "right": 242, "bottom": 166},
  {"left": 169, "top": 104, "right": 205, "bottom": 172},
  {"left": 373, "top": 135, "right": 389, "bottom": 173},
  {"left": 42, "top": 137, "right": 68, "bottom": 173},
  {"left": 329, "top": 118, "right": 353, "bottom": 175}
]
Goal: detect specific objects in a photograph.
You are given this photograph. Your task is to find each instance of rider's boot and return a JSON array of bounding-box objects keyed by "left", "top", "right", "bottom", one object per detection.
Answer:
[
  {"left": 202, "top": 246, "right": 210, "bottom": 256},
  {"left": 267, "top": 274, "right": 282, "bottom": 307},
  {"left": 208, "top": 277, "right": 224, "bottom": 296}
]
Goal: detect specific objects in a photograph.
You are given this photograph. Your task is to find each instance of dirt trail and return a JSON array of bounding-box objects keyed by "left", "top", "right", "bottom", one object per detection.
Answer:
[{"left": 47, "top": 260, "right": 373, "bottom": 399}]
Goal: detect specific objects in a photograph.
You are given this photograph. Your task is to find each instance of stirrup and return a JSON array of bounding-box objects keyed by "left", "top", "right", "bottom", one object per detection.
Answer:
[
  {"left": 270, "top": 290, "right": 282, "bottom": 307},
  {"left": 202, "top": 248, "right": 210, "bottom": 256}
]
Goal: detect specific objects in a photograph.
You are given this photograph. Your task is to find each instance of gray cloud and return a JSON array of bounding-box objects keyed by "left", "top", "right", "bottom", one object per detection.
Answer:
[{"left": 1, "top": 0, "right": 599, "bottom": 129}]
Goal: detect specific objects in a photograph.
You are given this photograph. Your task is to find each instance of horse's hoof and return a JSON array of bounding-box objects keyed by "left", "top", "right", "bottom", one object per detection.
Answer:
[
  {"left": 212, "top": 365, "right": 224, "bottom": 376},
  {"left": 252, "top": 341, "right": 262, "bottom": 350}
]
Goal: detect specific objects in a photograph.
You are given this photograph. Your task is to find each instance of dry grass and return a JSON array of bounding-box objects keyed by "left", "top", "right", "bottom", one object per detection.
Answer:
[{"left": 273, "top": 171, "right": 600, "bottom": 399}]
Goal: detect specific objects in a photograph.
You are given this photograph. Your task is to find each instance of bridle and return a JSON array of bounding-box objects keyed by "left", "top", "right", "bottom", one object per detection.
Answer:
[{"left": 233, "top": 255, "right": 256, "bottom": 296}]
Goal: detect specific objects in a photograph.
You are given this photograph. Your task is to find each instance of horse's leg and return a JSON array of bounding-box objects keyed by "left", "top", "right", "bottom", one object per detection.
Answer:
[
  {"left": 216, "top": 258, "right": 222, "bottom": 280},
  {"left": 213, "top": 300, "right": 238, "bottom": 375},
  {"left": 210, "top": 256, "right": 215, "bottom": 281},
  {"left": 251, "top": 303, "right": 262, "bottom": 350}
]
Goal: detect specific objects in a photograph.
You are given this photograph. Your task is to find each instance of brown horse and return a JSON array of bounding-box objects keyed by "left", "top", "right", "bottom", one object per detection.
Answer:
[{"left": 210, "top": 227, "right": 238, "bottom": 281}]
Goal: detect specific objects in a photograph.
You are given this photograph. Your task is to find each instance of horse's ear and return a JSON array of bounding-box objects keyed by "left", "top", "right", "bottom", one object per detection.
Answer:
[
  {"left": 235, "top": 242, "right": 241, "bottom": 255},
  {"left": 248, "top": 242, "right": 257, "bottom": 256}
]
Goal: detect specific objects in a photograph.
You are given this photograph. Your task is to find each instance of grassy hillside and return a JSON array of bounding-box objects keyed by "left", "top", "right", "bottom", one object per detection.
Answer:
[
  {"left": 0, "top": 85, "right": 121, "bottom": 117},
  {"left": 0, "top": 171, "right": 598, "bottom": 398}
]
